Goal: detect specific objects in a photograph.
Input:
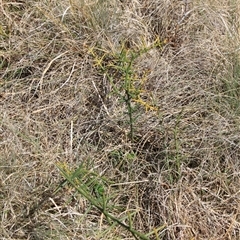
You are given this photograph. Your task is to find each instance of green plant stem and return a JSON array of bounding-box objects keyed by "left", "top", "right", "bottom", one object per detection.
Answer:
[
  {"left": 58, "top": 167, "right": 150, "bottom": 240},
  {"left": 125, "top": 90, "right": 134, "bottom": 142}
]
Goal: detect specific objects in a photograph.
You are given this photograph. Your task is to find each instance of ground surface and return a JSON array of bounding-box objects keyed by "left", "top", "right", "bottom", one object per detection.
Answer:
[{"left": 1, "top": 1, "right": 240, "bottom": 239}]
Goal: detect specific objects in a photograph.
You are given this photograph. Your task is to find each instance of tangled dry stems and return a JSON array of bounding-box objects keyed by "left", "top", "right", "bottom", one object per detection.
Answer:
[{"left": 1, "top": 0, "right": 240, "bottom": 239}]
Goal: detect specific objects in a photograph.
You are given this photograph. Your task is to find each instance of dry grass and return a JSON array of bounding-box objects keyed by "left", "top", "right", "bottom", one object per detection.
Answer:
[{"left": 1, "top": 0, "right": 240, "bottom": 239}]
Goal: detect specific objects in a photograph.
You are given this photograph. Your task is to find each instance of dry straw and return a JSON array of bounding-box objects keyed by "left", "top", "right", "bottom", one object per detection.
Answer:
[{"left": 1, "top": 0, "right": 240, "bottom": 239}]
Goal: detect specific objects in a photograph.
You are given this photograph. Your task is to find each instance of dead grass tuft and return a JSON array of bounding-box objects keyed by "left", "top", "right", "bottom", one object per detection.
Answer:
[{"left": 1, "top": 0, "right": 240, "bottom": 239}]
